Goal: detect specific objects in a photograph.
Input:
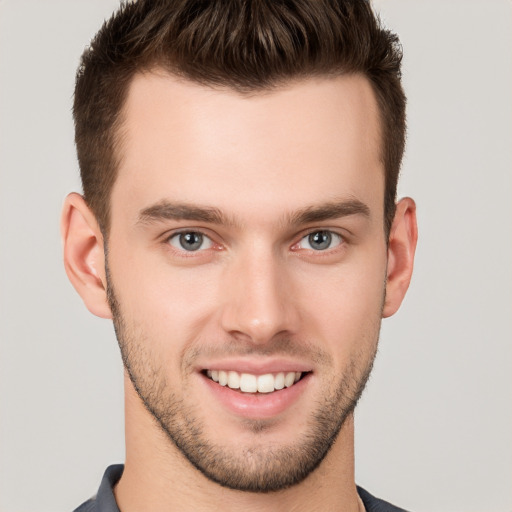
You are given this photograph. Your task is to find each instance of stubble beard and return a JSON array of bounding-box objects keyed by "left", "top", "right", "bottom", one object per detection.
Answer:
[{"left": 106, "top": 275, "right": 381, "bottom": 493}]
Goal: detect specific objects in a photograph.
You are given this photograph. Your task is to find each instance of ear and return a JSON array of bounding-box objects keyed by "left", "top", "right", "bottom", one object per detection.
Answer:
[
  {"left": 382, "top": 197, "right": 418, "bottom": 318},
  {"left": 61, "top": 193, "right": 112, "bottom": 319}
]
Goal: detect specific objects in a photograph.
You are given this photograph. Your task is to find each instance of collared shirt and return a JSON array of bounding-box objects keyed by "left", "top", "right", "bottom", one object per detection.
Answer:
[{"left": 74, "top": 465, "right": 410, "bottom": 512}]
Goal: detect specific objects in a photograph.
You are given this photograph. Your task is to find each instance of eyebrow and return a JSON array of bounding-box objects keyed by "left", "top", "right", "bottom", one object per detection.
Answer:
[
  {"left": 288, "top": 199, "right": 371, "bottom": 225},
  {"left": 138, "top": 202, "right": 230, "bottom": 225},
  {"left": 137, "top": 198, "right": 370, "bottom": 227}
]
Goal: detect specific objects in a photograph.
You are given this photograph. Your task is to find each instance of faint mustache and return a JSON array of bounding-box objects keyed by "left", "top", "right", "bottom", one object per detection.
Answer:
[{"left": 185, "top": 335, "right": 331, "bottom": 366}]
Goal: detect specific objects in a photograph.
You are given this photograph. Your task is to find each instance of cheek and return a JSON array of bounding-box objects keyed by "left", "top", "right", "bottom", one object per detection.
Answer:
[
  {"left": 109, "top": 244, "right": 222, "bottom": 344},
  {"left": 294, "top": 255, "right": 386, "bottom": 354}
]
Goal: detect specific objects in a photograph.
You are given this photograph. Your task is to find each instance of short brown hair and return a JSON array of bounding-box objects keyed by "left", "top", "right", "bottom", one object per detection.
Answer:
[{"left": 74, "top": 0, "right": 405, "bottom": 236}]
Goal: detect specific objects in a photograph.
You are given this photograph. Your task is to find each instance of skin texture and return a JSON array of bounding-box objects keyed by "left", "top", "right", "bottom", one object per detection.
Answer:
[{"left": 61, "top": 72, "right": 417, "bottom": 511}]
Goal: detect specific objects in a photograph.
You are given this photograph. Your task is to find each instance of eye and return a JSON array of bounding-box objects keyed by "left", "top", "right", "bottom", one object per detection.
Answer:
[
  {"left": 168, "top": 231, "right": 213, "bottom": 252},
  {"left": 297, "top": 230, "right": 343, "bottom": 251}
]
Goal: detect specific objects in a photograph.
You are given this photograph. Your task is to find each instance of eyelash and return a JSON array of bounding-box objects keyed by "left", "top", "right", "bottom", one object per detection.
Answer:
[
  {"left": 165, "top": 230, "right": 218, "bottom": 254},
  {"left": 293, "top": 230, "right": 344, "bottom": 252},
  {"left": 164, "top": 228, "right": 346, "bottom": 256}
]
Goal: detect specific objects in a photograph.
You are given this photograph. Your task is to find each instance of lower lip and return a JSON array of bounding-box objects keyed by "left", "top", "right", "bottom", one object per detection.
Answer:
[{"left": 200, "top": 373, "right": 311, "bottom": 419}]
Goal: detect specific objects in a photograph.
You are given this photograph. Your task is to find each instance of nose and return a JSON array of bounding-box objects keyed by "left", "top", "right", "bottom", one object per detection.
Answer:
[{"left": 219, "top": 246, "right": 299, "bottom": 345}]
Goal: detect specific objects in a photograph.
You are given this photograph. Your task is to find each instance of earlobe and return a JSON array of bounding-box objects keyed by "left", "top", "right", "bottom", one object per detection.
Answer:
[
  {"left": 382, "top": 197, "right": 418, "bottom": 318},
  {"left": 61, "top": 192, "right": 112, "bottom": 319}
]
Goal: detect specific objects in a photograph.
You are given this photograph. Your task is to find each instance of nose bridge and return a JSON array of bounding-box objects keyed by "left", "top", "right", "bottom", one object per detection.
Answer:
[{"left": 220, "top": 242, "right": 296, "bottom": 343}]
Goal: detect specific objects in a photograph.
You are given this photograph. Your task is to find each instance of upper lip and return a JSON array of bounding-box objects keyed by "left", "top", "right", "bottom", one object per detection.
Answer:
[{"left": 195, "top": 357, "right": 313, "bottom": 375}]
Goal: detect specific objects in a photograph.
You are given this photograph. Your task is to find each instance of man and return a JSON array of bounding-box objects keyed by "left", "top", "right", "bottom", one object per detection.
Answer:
[{"left": 61, "top": 0, "right": 417, "bottom": 510}]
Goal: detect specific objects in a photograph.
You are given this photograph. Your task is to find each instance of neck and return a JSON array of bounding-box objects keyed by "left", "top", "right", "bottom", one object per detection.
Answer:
[{"left": 115, "top": 376, "right": 362, "bottom": 512}]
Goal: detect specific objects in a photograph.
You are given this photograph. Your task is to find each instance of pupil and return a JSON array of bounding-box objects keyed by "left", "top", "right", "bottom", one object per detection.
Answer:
[
  {"left": 180, "top": 232, "right": 202, "bottom": 251},
  {"left": 309, "top": 231, "right": 331, "bottom": 250}
]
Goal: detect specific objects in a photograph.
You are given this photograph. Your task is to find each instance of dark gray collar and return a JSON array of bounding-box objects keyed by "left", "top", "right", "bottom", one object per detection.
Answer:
[{"left": 75, "top": 464, "right": 409, "bottom": 512}]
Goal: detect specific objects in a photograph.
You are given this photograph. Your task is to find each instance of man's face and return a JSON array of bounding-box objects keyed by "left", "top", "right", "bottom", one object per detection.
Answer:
[{"left": 106, "top": 72, "right": 388, "bottom": 491}]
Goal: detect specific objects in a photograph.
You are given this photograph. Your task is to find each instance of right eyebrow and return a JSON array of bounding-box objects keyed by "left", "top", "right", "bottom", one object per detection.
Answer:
[{"left": 137, "top": 201, "right": 232, "bottom": 226}]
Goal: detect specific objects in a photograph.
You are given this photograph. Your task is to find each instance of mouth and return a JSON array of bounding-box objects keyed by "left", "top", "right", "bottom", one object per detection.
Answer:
[
  {"left": 199, "top": 363, "right": 313, "bottom": 419},
  {"left": 203, "top": 369, "right": 309, "bottom": 394}
]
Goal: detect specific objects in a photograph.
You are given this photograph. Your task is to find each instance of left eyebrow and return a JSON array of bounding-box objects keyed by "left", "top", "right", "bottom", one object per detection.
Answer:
[{"left": 288, "top": 199, "right": 371, "bottom": 225}]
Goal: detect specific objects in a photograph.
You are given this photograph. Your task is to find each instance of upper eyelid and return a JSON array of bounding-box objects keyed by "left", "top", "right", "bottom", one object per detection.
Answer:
[
  {"left": 289, "top": 229, "right": 346, "bottom": 254},
  {"left": 300, "top": 229, "right": 344, "bottom": 241},
  {"left": 302, "top": 227, "right": 342, "bottom": 235},
  {"left": 163, "top": 227, "right": 215, "bottom": 241},
  {"left": 164, "top": 230, "right": 218, "bottom": 257},
  {"left": 162, "top": 229, "right": 218, "bottom": 253},
  {"left": 296, "top": 228, "right": 346, "bottom": 242}
]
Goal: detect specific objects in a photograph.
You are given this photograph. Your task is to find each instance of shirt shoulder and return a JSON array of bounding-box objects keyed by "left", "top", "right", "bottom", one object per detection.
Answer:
[
  {"left": 73, "top": 465, "right": 124, "bottom": 512},
  {"left": 357, "top": 486, "right": 410, "bottom": 512},
  {"left": 73, "top": 497, "right": 98, "bottom": 512}
]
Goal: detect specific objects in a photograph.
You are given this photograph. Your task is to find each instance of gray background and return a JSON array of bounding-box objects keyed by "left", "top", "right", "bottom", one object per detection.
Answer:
[{"left": 0, "top": 1, "right": 511, "bottom": 510}]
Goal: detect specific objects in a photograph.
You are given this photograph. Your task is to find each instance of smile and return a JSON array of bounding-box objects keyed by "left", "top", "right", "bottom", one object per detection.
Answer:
[{"left": 205, "top": 370, "right": 305, "bottom": 393}]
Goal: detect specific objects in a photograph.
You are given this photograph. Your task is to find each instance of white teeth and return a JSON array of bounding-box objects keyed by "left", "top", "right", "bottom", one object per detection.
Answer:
[
  {"left": 284, "top": 372, "right": 295, "bottom": 388},
  {"left": 240, "top": 373, "right": 258, "bottom": 392},
  {"left": 257, "top": 374, "right": 275, "bottom": 393},
  {"left": 227, "top": 371, "right": 240, "bottom": 389},
  {"left": 206, "top": 369, "right": 304, "bottom": 392},
  {"left": 274, "top": 372, "right": 285, "bottom": 390},
  {"left": 218, "top": 370, "right": 228, "bottom": 386}
]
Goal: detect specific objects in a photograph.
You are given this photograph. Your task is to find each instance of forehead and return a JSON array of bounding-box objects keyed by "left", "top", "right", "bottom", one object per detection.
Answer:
[{"left": 112, "top": 71, "right": 383, "bottom": 224}]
